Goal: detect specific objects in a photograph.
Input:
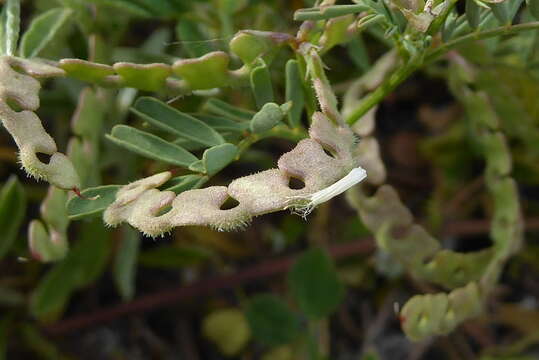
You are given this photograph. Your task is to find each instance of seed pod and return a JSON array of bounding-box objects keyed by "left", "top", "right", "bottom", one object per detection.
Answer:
[
  {"left": 173, "top": 51, "right": 230, "bottom": 90},
  {"left": 229, "top": 31, "right": 277, "bottom": 64},
  {"left": 232, "top": 30, "right": 291, "bottom": 62}
]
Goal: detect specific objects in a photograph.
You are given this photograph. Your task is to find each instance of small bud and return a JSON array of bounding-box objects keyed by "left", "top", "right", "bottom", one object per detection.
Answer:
[{"left": 249, "top": 102, "right": 284, "bottom": 133}]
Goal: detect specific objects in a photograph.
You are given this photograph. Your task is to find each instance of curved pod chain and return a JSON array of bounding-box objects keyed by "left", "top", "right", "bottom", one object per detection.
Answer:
[
  {"left": 0, "top": 56, "right": 80, "bottom": 190},
  {"left": 104, "top": 112, "right": 364, "bottom": 236},
  {"left": 346, "top": 55, "right": 523, "bottom": 340}
]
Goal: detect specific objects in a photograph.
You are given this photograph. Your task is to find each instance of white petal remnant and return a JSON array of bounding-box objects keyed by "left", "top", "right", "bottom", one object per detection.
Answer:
[
  {"left": 0, "top": 56, "right": 80, "bottom": 190},
  {"left": 104, "top": 112, "right": 365, "bottom": 236},
  {"left": 286, "top": 166, "right": 367, "bottom": 217}
]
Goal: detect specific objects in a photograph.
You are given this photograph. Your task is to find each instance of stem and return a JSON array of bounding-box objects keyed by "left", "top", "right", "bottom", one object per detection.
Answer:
[
  {"left": 345, "top": 63, "right": 417, "bottom": 125},
  {"left": 345, "top": 21, "right": 539, "bottom": 125},
  {"left": 425, "top": 21, "right": 539, "bottom": 63}
]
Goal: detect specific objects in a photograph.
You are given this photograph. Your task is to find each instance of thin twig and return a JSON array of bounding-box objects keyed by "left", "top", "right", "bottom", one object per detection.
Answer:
[
  {"left": 44, "top": 239, "right": 375, "bottom": 336},
  {"left": 43, "top": 217, "right": 539, "bottom": 336}
]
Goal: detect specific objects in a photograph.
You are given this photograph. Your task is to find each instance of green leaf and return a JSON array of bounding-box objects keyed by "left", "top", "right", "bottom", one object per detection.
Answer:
[
  {"left": 66, "top": 185, "right": 121, "bottom": 220},
  {"left": 132, "top": 97, "right": 225, "bottom": 147},
  {"left": 30, "top": 257, "right": 79, "bottom": 320},
  {"left": 188, "top": 159, "right": 206, "bottom": 173},
  {"left": 528, "top": 0, "right": 539, "bottom": 20},
  {"left": 0, "top": 176, "right": 25, "bottom": 259},
  {"left": 203, "top": 143, "right": 238, "bottom": 176},
  {"left": 20, "top": 8, "right": 72, "bottom": 58},
  {"left": 106, "top": 125, "right": 198, "bottom": 167},
  {"left": 173, "top": 137, "right": 209, "bottom": 152},
  {"left": 203, "top": 98, "right": 255, "bottom": 122},
  {"left": 113, "top": 226, "right": 140, "bottom": 301},
  {"left": 294, "top": 4, "right": 369, "bottom": 21},
  {"left": 31, "top": 220, "right": 110, "bottom": 320},
  {"left": 488, "top": 0, "right": 522, "bottom": 25},
  {"left": 86, "top": 0, "right": 153, "bottom": 17},
  {"left": 192, "top": 114, "right": 250, "bottom": 132},
  {"left": 250, "top": 102, "right": 284, "bottom": 134},
  {"left": 164, "top": 174, "right": 207, "bottom": 193},
  {"left": 0, "top": 0, "right": 20, "bottom": 56},
  {"left": 466, "top": 0, "right": 481, "bottom": 29},
  {"left": 245, "top": 294, "right": 301, "bottom": 346},
  {"left": 348, "top": 36, "right": 370, "bottom": 72},
  {"left": 72, "top": 220, "right": 111, "bottom": 286},
  {"left": 139, "top": 245, "right": 212, "bottom": 268},
  {"left": 285, "top": 60, "right": 305, "bottom": 128},
  {"left": 250, "top": 60, "right": 274, "bottom": 109},
  {"left": 71, "top": 87, "right": 105, "bottom": 142},
  {"left": 287, "top": 247, "right": 345, "bottom": 319}
]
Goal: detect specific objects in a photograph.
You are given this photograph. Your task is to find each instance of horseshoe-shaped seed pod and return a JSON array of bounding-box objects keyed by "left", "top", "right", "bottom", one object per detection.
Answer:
[
  {"left": 0, "top": 56, "right": 80, "bottom": 190},
  {"left": 103, "top": 112, "right": 367, "bottom": 237}
]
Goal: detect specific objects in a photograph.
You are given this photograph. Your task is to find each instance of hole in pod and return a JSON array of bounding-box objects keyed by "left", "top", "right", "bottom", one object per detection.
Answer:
[
  {"left": 36, "top": 152, "right": 52, "bottom": 164},
  {"left": 321, "top": 145, "right": 337, "bottom": 159},
  {"left": 220, "top": 196, "right": 240, "bottom": 210},
  {"left": 288, "top": 177, "right": 305, "bottom": 190}
]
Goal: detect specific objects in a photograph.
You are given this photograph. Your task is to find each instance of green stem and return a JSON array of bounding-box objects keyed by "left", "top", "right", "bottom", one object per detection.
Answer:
[
  {"left": 345, "top": 21, "right": 539, "bottom": 125},
  {"left": 345, "top": 63, "right": 417, "bottom": 125},
  {"left": 425, "top": 21, "right": 539, "bottom": 63}
]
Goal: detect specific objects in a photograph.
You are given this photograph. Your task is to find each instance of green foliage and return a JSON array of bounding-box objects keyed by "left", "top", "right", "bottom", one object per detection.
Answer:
[
  {"left": 106, "top": 125, "right": 199, "bottom": 167},
  {"left": 250, "top": 60, "right": 274, "bottom": 109},
  {"left": 285, "top": 60, "right": 305, "bottom": 128},
  {"left": 138, "top": 244, "right": 212, "bottom": 268},
  {"left": 203, "top": 98, "right": 255, "bottom": 122},
  {"left": 245, "top": 294, "right": 301, "bottom": 346},
  {"left": 0, "top": 0, "right": 538, "bottom": 357},
  {"left": 132, "top": 97, "right": 225, "bottom": 147},
  {"left": 287, "top": 248, "right": 344, "bottom": 319},
  {"left": 0, "top": 176, "right": 25, "bottom": 259},
  {"left": 113, "top": 226, "right": 140, "bottom": 301},
  {"left": 66, "top": 185, "right": 121, "bottom": 219},
  {"left": 20, "top": 8, "right": 71, "bottom": 58},
  {"left": 202, "top": 143, "right": 238, "bottom": 176},
  {"left": 86, "top": 0, "right": 191, "bottom": 18},
  {"left": 30, "top": 220, "right": 110, "bottom": 320},
  {"left": 250, "top": 103, "right": 285, "bottom": 134},
  {"left": 0, "top": 0, "right": 20, "bottom": 56}
]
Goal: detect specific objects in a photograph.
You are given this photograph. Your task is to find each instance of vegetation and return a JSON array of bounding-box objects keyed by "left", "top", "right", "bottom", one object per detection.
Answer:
[{"left": 0, "top": 0, "right": 539, "bottom": 358}]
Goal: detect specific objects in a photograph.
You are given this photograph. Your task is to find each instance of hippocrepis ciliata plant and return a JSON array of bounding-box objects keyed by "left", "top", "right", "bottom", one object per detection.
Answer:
[{"left": 0, "top": 0, "right": 537, "bottom": 342}]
